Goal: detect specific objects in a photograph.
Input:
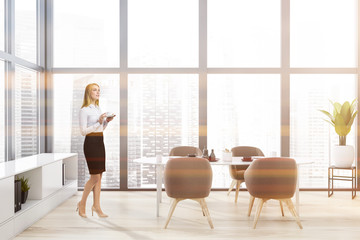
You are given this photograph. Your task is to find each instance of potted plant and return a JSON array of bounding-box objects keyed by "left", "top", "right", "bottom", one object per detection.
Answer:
[
  {"left": 18, "top": 176, "right": 31, "bottom": 204},
  {"left": 319, "top": 99, "right": 358, "bottom": 167}
]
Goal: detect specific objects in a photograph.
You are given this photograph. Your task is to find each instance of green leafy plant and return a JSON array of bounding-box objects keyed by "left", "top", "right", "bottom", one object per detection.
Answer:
[
  {"left": 319, "top": 99, "right": 358, "bottom": 146},
  {"left": 18, "top": 176, "right": 31, "bottom": 192}
]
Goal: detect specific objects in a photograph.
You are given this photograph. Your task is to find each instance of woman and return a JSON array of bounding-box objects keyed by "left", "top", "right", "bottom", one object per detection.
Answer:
[{"left": 76, "top": 83, "right": 115, "bottom": 218}]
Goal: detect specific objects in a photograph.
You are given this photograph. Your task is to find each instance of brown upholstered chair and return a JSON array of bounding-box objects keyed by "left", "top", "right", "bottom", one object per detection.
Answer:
[
  {"left": 164, "top": 157, "right": 213, "bottom": 229},
  {"left": 227, "top": 146, "right": 264, "bottom": 203},
  {"left": 244, "top": 157, "right": 302, "bottom": 229},
  {"left": 169, "top": 146, "right": 202, "bottom": 157}
]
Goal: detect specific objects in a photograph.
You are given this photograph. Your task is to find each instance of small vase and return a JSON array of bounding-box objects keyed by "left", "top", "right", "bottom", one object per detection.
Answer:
[
  {"left": 202, "top": 147, "right": 209, "bottom": 159},
  {"left": 331, "top": 145, "right": 354, "bottom": 168},
  {"left": 21, "top": 191, "right": 29, "bottom": 204},
  {"left": 210, "top": 149, "right": 216, "bottom": 161}
]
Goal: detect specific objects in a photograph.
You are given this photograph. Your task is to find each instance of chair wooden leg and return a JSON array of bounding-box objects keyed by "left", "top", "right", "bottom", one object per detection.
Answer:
[
  {"left": 279, "top": 200, "right": 284, "bottom": 217},
  {"left": 253, "top": 198, "right": 266, "bottom": 229},
  {"left": 284, "top": 199, "right": 303, "bottom": 229},
  {"left": 164, "top": 198, "right": 180, "bottom": 229},
  {"left": 199, "top": 199, "right": 214, "bottom": 229},
  {"left": 247, "top": 195, "right": 255, "bottom": 217},
  {"left": 227, "top": 180, "right": 236, "bottom": 196},
  {"left": 196, "top": 198, "right": 205, "bottom": 216},
  {"left": 198, "top": 198, "right": 205, "bottom": 215},
  {"left": 235, "top": 180, "right": 242, "bottom": 203}
]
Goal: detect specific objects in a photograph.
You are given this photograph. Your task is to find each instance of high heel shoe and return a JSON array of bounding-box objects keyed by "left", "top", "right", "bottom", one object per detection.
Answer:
[
  {"left": 76, "top": 202, "right": 87, "bottom": 218},
  {"left": 91, "top": 206, "right": 108, "bottom": 218}
]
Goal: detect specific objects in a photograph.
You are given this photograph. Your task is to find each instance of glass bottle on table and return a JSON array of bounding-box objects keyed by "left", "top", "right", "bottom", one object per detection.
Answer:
[
  {"left": 202, "top": 146, "right": 209, "bottom": 159},
  {"left": 210, "top": 149, "right": 216, "bottom": 161}
]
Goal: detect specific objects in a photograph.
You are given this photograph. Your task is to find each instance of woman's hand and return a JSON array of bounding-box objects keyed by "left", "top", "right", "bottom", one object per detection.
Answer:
[
  {"left": 106, "top": 115, "right": 116, "bottom": 122},
  {"left": 98, "top": 113, "right": 107, "bottom": 124}
]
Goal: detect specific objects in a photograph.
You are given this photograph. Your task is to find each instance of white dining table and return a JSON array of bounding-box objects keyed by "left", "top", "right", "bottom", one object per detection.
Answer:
[{"left": 133, "top": 156, "right": 313, "bottom": 217}]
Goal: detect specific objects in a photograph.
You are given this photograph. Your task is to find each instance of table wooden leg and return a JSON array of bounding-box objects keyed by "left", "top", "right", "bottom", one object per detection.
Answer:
[
  {"left": 296, "top": 168, "right": 300, "bottom": 216},
  {"left": 332, "top": 168, "right": 334, "bottom": 196},
  {"left": 328, "top": 167, "right": 334, "bottom": 197},
  {"left": 352, "top": 168, "right": 356, "bottom": 199},
  {"left": 328, "top": 167, "right": 332, "bottom": 197},
  {"left": 156, "top": 155, "right": 163, "bottom": 217}
]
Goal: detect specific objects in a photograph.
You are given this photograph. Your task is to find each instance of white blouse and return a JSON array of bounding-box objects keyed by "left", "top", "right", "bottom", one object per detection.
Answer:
[{"left": 79, "top": 104, "right": 108, "bottom": 136}]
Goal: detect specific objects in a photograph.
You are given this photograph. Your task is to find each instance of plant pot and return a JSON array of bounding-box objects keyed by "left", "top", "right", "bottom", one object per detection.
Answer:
[
  {"left": 331, "top": 145, "right": 354, "bottom": 168},
  {"left": 21, "top": 191, "right": 28, "bottom": 204}
]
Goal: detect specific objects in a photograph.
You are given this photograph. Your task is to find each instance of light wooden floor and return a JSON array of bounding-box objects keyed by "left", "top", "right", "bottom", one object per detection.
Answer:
[{"left": 15, "top": 191, "right": 360, "bottom": 240}]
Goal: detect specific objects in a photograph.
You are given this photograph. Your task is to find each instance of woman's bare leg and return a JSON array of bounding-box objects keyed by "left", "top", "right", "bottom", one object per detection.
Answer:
[
  {"left": 93, "top": 173, "right": 102, "bottom": 209},
  {"left": 92, "top": 173, "right": 107, "bottom": 216},
  {"left": 78, "top": 174, "right": 101, "bottom": 215}
]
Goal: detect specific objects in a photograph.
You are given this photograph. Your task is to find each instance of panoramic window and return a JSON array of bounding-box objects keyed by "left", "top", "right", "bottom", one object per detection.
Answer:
[
  {"left": 208, "top": 74, "right": 281, "bottom": 187},
  {"left": 49, "top": 1, "right": 359, "bottom": 190},
  {"left": 128, "top": 74, "right": 199, "bottom": 188},
  {"left": 0, "top": 60, "right": 4, "bottom": 162},
  {"left": 0, "top": 0, "right": 4, "bottom": 51},
  {"left": 15, "top": 0, "right": 37, "bottom": 63},
  {"left": 208, "top": 0, "right": 280, "bottom": 67},
  {"left": 128, "top": 0, "right": 198, "bottom": 67},
  {"left": 290, "top": 74, "right": 357, "bottom": 188},
  {"left": 14, "top": 65, "right": 38, "bottom": 158},
  {"left": 53, "top": 74, "right": 120, "bottom": 188},
  {"left": 53, "top": 0, "right": 120, "bottom": 67},
  {"left": 290, "top": 0, "right": 357, "bottom": 67}
]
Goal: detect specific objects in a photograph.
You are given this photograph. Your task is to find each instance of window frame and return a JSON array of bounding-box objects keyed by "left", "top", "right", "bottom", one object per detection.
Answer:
[
  {"left": 1, "top": 0, "right": 44, "bottom": 161},
  {"left": 11, "top": 0, "right": 358, "bottom": 190}
]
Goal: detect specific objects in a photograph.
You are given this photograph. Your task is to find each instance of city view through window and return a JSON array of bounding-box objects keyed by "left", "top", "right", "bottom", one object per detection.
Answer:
[
  {"left": 0, "top": 0, "right": 358, "bottom": 190},
  {"left": 52, "top": 0, "right": 357, "bottom": 189}
]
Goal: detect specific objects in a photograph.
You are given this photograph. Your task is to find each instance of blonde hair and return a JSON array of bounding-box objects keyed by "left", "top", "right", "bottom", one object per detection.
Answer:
[{"left": 81, "top": 83, "right": 100, "bottom": 108}]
